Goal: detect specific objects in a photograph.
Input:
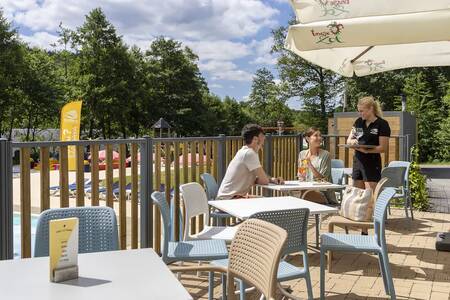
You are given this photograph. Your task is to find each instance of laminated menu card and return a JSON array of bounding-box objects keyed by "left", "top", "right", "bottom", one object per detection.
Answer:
[{"left": 49, "top": 217, "right": 79, "bottom": 282}]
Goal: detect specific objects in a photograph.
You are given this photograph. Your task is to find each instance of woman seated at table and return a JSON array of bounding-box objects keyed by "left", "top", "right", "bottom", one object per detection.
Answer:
[{"left": 297, "top": 127, "right": 336, "bottom": 204}]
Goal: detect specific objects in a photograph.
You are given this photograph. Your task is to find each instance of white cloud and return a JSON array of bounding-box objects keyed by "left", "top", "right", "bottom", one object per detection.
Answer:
[
  {"left": 249, "top": 37, "right": 278, "bottom": 65},
  {"left": 199, "top": 60, "right": 253, "bottom": 82},
  {"left": 20, "top": 31, "right": 60, "bottom": 49},
  {"left": 2, "top": 0, "right": 282, "bottom": 84},
  {"left": 4, "top": 0, "right": 278, "bottom": 41},
  {"left": 184, "top": 40, "right": 251, "bottom": 61},
  {"left": 209, "top": 83, "right": 223, "bottom": 88}
]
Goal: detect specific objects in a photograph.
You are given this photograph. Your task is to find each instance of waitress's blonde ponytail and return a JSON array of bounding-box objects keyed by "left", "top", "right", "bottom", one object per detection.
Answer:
[{"left": 358, "top": 96, "right": 383, "bottom": 117}]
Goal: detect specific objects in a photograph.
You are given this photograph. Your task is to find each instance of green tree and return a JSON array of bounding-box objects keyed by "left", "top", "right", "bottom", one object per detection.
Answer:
[
  {"left": 143, "top": 37, "right": 208, "bottom": 136},
  {"left": 0, "top": 10, "right": 26, "bottom": 139},
  {"left": 247, "top": 68, "right": 293, "bottom": 127},
  {"left": 436, "top": 84, "right": 450, "bottom": 161},
  {"left": 272, "top": 22, "right": 343, "bottom": 132},
  {"left": 18, "top": 48, "right": 63, "bottom": 141},
  {"left": 403, "top": 72, "right": 444, "bottom": 162},
  {"left": 71, "top": 8, "right": 137, "bottom": 138}
]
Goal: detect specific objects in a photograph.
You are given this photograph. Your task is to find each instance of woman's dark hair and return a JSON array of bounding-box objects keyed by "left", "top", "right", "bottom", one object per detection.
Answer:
[
  {"left": 242, "top": 124, "right": 264, "bottom": 145},
  {"left": 303, "top": 127, "right": 321, "bottom": 143}
]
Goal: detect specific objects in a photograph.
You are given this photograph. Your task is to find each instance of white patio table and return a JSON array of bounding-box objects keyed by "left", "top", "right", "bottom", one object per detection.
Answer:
[
  {"left": 209, "top": 196, "right": 338, "bottom": 248},
  {"left": 258, "top": 180, "right": 345, "bottom": 196},
  {"left": 0, "top": 248, "right": 192, "bottom": 300}
]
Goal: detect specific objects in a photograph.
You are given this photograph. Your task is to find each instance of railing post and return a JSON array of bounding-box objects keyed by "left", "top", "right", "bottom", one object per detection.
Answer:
[
  {"left": 0, "top": 138, "right": 13, "bottom": 260},
  {"left": 296, "top": 133, "right": 303, "bottom": 162},
  {"left": 264, "top": 134, "right": 273, "bottom": 177},
  {"left": 217, "top": 134, "right": 227, "bottom": 184},
  {"left": 140, "top": 136, "right": 153, "bottom": 248}
]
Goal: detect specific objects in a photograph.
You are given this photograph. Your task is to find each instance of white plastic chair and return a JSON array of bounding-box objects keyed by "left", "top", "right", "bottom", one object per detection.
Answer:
[{"left": 180, "top": 182, "right": 238, "bottom": 242}]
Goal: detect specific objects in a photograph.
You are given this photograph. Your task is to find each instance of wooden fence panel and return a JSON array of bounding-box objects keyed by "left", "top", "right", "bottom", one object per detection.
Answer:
[
  {"left": 131, "top": 143, "right": 139, "bottom": 248},
  {"left": 90, "top": 144, "right": 99, "bottom": 206},
  {"left": 20, "top": 148, "right": 31, "bottom": 258},
  {"left": 59, "top": 146, "right": 69, "bottom": 208},
  {"left": 40, "top": 147, "right": 50, "bottom": 212}
]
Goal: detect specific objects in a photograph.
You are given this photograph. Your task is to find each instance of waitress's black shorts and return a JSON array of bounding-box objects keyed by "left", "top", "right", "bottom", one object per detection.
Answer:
[{"left": 352, "top": 154, "right": 382, "bottom": 182}]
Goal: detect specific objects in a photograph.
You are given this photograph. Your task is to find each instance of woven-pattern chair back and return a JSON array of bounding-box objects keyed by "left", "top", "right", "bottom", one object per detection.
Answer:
[
  {"left": 331, "top": 159, "right": 344, "bottom": 168},
  {"left": 151, "top": 191, "right": 171, "bottom": 261},
  {"left": 373, "top": 188, "right": 396, "bottom": 248},
  {"left": 200, "top": 173, "right": 219, "bottom": 201},
  {"left": 180, "top": 183, "right": 210, "bottom": 240},
  {"left": 250, "top": 208, "right": 309, "bottom": 255},
  {"left": 331, "top": 168, "right": 344, "bottom": 185},
  {"left": 372, "top": 177, "right": 388, "bottom": 202},
  {"left": 227, "top": 219, "right": 287, "bottom": 300},
  {"left": 34, "top": 206, "right": 118, "bottom": 257},
  {"left": 388, "top": 161, "right": 411, "bottom": 186},
  {"left": 380, "top": 166, "right": 407, "bottom": 189}
]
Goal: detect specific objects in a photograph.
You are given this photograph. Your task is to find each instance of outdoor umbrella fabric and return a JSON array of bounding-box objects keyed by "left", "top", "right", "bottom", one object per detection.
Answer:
[{"left": 285, "top": 0, "right": 450, "bottom": 77}]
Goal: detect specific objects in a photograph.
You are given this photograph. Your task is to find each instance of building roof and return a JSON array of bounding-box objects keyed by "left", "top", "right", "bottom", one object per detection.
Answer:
[{"left": 151, "top": 118, "right": 171, "bottom": 129}]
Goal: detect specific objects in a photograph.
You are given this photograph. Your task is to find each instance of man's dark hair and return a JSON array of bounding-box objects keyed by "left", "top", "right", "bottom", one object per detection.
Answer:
[{"left": 241, "top": 124, "right": 264, "bottom": 145}]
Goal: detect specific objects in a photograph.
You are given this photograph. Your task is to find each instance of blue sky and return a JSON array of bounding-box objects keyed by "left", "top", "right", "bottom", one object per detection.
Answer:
[{"left": 1, "top": 0, "right": 301, "bottom": 108}]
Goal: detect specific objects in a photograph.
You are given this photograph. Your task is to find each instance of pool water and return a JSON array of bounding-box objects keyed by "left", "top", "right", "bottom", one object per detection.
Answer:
[{"left": 13, "top": 213, "right": 38, "bottom": 258}]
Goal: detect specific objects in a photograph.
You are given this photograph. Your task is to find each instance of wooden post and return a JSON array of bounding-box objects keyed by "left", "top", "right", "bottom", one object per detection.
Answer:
[
  {"left": 119, "top": 144, "right": 127, "bottom": 249},
  {"left": 76, "top": 145, "right": 85, "bottom": 207},
  {"left": 90, "top": 144, "right": 99, "bottom": 206},
  {"left": 131, "top": 143, "right": 139, "bottom": 248},
  {"left": 59, "top": 146, "right": 69, "bottom": 208},
  {"left": 20, "top": 148, "right": 31, "bottom": 258}
]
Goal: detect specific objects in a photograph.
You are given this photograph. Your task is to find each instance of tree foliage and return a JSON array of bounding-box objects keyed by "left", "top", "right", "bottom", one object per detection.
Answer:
[
  {"left": 271, "top": 22, "right": 344, "bottom": 132},
  {"left": 247, "top": 68, "right": 293, "bottom": 127}
]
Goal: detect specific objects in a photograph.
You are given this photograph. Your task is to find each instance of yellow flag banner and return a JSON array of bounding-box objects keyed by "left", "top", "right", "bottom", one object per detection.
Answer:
[{"left": 60, "top": 101, "right": 82, "bottom": 171}]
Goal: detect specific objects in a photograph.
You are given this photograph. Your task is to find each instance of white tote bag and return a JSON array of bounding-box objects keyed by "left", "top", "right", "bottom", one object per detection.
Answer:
[{"left": 340, "top": 186, "right": 374, "bottom": 222}]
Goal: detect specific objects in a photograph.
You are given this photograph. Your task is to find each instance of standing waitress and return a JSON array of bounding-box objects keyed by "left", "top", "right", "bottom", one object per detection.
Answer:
[{"left": 347, "top": 96, "right": 391, "bottom": 191}]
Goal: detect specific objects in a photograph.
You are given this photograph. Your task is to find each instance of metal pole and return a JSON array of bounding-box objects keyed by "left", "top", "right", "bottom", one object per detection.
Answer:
[
  {"left": 140, "top": 136, "right": 153, "bottom": 248},
  {"left": 264, "top": 134, "right": 273, "bottom": 177},
  {"left": 0, "top": 138, "right": 13, "bottom": 259},
  {"left": 217, "top": 134, "right": 227, "bottom": 184},
  {"left": 296, "top": 133, "right": 303, "bottom": 160}
]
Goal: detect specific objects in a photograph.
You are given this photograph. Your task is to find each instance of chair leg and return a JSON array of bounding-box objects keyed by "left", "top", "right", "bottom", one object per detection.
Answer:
[
  {"left": 222, "top": 273, "right": 227, "bottom": 300},
  {"left": 327, "top": 223, "right": 334, "bottom": 272},
  {"left": 208, "top": 272, "right": 214, "bottom": 300},
  {"left": 320, "top": 248, "right": 326, "bottom": 300},
  {"left": 239, "top": 280, "right": 246, "bottom": 300},
  {"left": 302, "top": 250, "right": 314, "bottom": 300},
  {"left": 403, "top": 197, "right": 409, "bottom": 219},
  {"left": 381, "top": 251, "right": 396, "bottom": 299},
  {"left": 377, "top": 252, "right": 389, "bottom": 295},
  {"left": 388, "top": 203, "right": 391, "bottom": 215},
  {"left": 408, "top": 194, "right": 414, "bottom": 220},
  {"left": 344, "top": 226, "right": 349, "bottom": 234}
]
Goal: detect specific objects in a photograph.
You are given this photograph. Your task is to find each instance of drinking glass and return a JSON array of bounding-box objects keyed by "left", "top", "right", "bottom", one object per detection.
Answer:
[{"left": 354, "top": 128, "right": 364, "bottom": 140}]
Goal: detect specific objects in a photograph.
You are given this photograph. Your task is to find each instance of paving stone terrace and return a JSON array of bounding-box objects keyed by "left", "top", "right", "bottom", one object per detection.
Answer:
[{"left": 180, "top": 209, "right": 450, "bottom": 300}]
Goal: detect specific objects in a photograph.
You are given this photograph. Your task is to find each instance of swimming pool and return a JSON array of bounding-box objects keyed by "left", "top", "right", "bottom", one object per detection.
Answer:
[{"left": 13, "top": 213, "right": 38, "bottom": 258}]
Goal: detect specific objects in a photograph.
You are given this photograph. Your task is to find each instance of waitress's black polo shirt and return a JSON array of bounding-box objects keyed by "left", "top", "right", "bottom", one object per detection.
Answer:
[{"left": 352, "top": 117, "right": 391, "bottom": 182}]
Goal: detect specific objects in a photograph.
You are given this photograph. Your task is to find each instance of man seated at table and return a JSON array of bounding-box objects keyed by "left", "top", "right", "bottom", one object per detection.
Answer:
[{"left": 217, "top": 124, "right": 284, "bottom": 200}]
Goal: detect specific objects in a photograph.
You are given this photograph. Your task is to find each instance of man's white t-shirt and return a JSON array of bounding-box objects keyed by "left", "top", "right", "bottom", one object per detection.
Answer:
[{"left": 217, "top": 146, "right": 262, "bottom": 200}]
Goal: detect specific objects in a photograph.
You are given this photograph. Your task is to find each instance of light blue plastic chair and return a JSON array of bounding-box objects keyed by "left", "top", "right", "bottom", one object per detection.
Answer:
[
  {"left": 320, "top": 188, "right": 397, "bottom": 300},
  {"left": 151, "top": 191, "right": 228, "bottom": 265},
  {"left": 34, "top": 206, "right": 119, "bottom": 257},
  {"left": 200, "top": 173, "right": 231, "bottom": 225},
  {"left": 387, "top": 161, "right": 413, "bottom": 219},
  {"left": 210, "top": 208, "right": 313, "bottom": 300},
  {"left": 331, "top": 159, "right": 345, "bottom": 169},
  {"left": 381, "top": 166, "right": 409, "bottom": 220},
  {"left": 331, "top": 168, "right": 345, "bottom": 185}
]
